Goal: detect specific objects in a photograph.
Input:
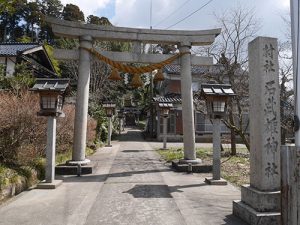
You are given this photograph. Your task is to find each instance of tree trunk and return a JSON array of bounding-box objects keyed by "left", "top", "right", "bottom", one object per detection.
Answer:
[
  {"left": 239, "top": 131, "right": 250, "bottom": 152},
  {"left": 231, "top": 128, "right": 237, "bottom": 155},
  {"left": 228, "top": 110, "right": 237, "bottom": 155}
]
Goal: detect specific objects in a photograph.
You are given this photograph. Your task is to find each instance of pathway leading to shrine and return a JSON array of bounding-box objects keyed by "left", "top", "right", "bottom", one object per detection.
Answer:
[{"left": 0, "top": 128, "right": 246, "bottom": 225}]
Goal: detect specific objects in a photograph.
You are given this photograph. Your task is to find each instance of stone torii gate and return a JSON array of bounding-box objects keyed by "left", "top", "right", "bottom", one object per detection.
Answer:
[{"left": 46, "top": 17, "right": 221, "bottom": 165}]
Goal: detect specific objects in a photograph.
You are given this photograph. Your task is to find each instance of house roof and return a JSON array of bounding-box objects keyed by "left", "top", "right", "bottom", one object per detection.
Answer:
[
  {"left": 0, "top": 42, "right": 40, "bottom": 56},
  {"left": 163, "top": 64, "right": 224, "bottom": 75},
  {"left": 0, "top": 42, "right": 57, "bottom": 77}
]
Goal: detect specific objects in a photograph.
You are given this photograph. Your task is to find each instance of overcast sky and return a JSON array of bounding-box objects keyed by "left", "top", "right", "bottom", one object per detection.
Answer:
[{"left": 60, "top": 0, "right": 291, "bottom": 41}]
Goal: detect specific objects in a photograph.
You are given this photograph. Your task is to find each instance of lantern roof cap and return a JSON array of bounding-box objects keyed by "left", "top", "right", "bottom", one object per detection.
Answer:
[
  {"left": 30, "top": 78, "right": 70, "bottom": 92},
  {"left": 200, "top": 83, "right": 235, "bottom": 97},
  {"left": 103, "top": 101, "right": 116, "bottom": 108},
  {"left": 153, "top": 96, "right": 181, "bottom": 104}
]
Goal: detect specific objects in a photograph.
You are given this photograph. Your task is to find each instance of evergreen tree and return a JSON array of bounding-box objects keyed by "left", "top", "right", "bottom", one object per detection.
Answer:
[
  {"left": 39, "top": 0, "right": 63, "bottom": 43},
  {"left": 62, "top": 4, "right": 84, "bottom": 22},
  {"left": 87, "top": 15, "right": 111, "bottom": 26},
  {"left": 23, "top": 1, "right": 40, "bottom": 42},
  {"left": 0, "top": 0, "right": 27, "bottom": 41}
]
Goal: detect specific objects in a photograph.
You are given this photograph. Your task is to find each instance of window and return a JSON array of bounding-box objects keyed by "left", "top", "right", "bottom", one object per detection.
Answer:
[
  {"left": 41, "top": 96, "right": 56, "bottom": 109},
  {"left": 195, "top": 113, "right": 206, "bottom": 133}
]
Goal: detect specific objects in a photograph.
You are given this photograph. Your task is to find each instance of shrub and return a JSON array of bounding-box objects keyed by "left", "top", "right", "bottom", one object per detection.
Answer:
[
  {"left": 0, "top": 92, "right": 45, "bottom": 166},
  {"left": 0, "top": 91, "right": 96, "bottom": 166},
  {"left": 99, "top": 123, "right": 108, "bottom": 143},
  {"left": 87, "top": 115, "right": 97, "bottom": 144},
  {"left": 56, "top": 104, "right": 75, "bottom": 154}
]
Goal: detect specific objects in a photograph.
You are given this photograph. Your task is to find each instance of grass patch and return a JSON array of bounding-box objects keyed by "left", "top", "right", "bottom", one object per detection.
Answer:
[
  {"left": 137, "top": 120, "right": 146, "bottom": 130},
  {"left": 56, "top": 147, "right": 97, "bottom": 165},
  {"left": 0, "top": 165, "right": 18, "bottom": 190},
  {"left": 157, "top": 147, "right": 212, "bottom": 162},
  {"left": 0, "top": 146, "right": 98, "bottom": 193},
  {"left": 221, "top": 155, "right": 250, "bottom": 187},
  {"left": 56, "top": 151, "right": 72, "bottom": 165},
  {"left": 86, "top": 147, "right": 97, "bottom": 156},
  {"left": 157, "top": 147, "right": 184, "bottom": 162},
  {"left": 157, "top": 146, "right": 250, "bottom": 187}
]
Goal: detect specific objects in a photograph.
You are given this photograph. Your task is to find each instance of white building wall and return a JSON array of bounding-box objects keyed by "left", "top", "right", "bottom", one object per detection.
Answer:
[
  {"left": 6, "top": 57, "right": 16, "bottom": 77},
  {"left": 0, "top": 56, "right": 16, "bottom": 77}
]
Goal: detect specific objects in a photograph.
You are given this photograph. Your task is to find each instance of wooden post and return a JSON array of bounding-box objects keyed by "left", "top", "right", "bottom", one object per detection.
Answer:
[{"left": 281, "top": 145, "right": 300, "bottom": 225}]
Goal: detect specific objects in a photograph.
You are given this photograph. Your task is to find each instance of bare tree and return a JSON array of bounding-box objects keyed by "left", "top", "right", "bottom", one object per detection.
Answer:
[
  {"left": 278, "top": 14, "right": 294, "bottom": 144},
  {"left": 195, "top": 6, "right": 260, "bottom": 153}
]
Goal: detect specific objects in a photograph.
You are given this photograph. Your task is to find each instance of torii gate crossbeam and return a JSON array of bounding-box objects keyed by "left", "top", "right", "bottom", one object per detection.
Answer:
[{"left": 46, "top": 17, "right": 221, "bottom": 166}]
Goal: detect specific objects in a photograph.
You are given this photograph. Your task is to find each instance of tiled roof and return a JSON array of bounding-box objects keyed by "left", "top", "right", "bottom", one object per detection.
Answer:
[
  {"left": 163, "top": 64, "right": 224, "bottom": 75},
  {"left": 0, "top": 42, "right": 40, "bottom": 56},
  {"left": 153, "top": 96, "right": 181, "bottom": 103}
]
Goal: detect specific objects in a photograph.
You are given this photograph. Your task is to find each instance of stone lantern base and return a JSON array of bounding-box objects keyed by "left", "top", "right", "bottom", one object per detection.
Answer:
[
  {"left": 171, "top": 160, "right": 212, "bottom": 173},
  {"left": 36, "top": 180, "right": 63, "bottom": 189}
]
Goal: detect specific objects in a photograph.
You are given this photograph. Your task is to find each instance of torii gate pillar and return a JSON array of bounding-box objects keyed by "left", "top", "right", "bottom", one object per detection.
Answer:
[
  {"left": 179, "top": 44, "right": 201, "bottom": 163},
  {"left": 68, "top": 35, "right": 92, "bottom": 165}
]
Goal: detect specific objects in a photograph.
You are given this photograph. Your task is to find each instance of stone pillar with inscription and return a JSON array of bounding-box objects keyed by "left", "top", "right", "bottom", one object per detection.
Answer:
[{"left": 233, "top": 37, "right": 281, "bottom": 225}]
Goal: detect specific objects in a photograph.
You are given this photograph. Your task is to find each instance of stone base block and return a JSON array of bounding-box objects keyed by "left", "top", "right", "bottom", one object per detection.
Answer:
[
  {"left": 105, "top": 145, "right": 112, "bottom": 147},
  {"left": 55, "top": 164, "right": 93, "bottom": 175},
  {"left": 172, "top": 160, "right": 212, "bottom": 173},
  {"left": 178, "top": 158, "right": 202, "bottom": 164},
  {"left": 67, "top": 159, "right": 91, "bottom": 166},
  {"left": 205, "top": 177, "right": 227, "bottom": 185},
  {"left": 241, "top": 185, "right": 280, "bottom": 212},
  {"left": 233, "top": 200, "right": 280, "bottom": 225},
  {"left": 36, "top": 180, "right": 62, "bottom": 189}
]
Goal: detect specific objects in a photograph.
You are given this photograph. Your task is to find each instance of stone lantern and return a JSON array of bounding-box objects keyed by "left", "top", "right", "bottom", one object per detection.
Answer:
[
  {"left": 103, "top": 102, "right": 116, "bottom": 117},
  {"left": 159, "top": 102, "right": 173, "bottom": 150},
  {"left": 201, "top": 84, "right": 235, "bottom": 119},
  {"left": 117, "top": 108, "right": 124, "bottom": 134},
  {"left": 200, "top": 83, "right": 235, "bottom": 185},
  {"left": 30, "top": 78, "right": 69, "bottom": 189},
  {"left": 103, "top": 101, "right": 116, "bottom": 147},
  {"left": 32, "top": 79, "right": 70, "bottom": 117}
]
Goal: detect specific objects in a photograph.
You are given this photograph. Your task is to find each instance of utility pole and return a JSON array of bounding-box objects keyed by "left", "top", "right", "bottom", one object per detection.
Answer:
[{"left": 290, "top": 0, "right": 300, "bottom": 146}]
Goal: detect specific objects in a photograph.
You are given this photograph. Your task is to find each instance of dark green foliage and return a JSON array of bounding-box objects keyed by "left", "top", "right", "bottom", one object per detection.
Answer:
[
  {"left": 0, "top": 62, "right": 35, "bottom": 93},
  {"left": 31, "top": 158, "right": 45, "bottom": 180},
  {"left": 62, "top": 3, "right": 84, "bottom": 22},
  {"left": 87, "top": 15, "right": 111, "bottom": 26},
  {"left": 0, "top": 0, "right": 27, "bottom": 41},
  {"left": 44, "top": 44, "right": 61, "bottom": 74},
  {"left": 40, "top": 0, "right": 63, "bottom": 18},
  {"left": 23, "top": 1, "right": 40, "bottom": 42},
  {"left": 39, "top": 0, "right": 63, "bottom": 43},
  {"left": 0, "top": 0, "right": 63, "bottom": 43}
]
